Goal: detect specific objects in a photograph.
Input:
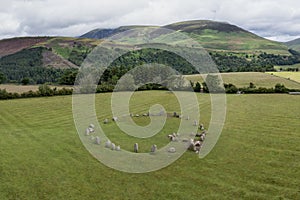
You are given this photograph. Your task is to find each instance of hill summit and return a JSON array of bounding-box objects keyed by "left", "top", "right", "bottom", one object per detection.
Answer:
[{"left": 80, "top": 20, "right": 288, "bottom": 54}]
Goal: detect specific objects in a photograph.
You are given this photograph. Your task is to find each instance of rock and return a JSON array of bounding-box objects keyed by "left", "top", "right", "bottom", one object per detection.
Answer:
[
  {"left": 105, "top": 140, "right": 111, "bottom": 148},
  {"left": 168, "top": 147, "right": 176, "bottom": 153},
  {"left": 151, "top": 144, "right": 157, "bottom": 153},
  {"left": 95, "top": 136, "right": 100, "bottom": 145},
  {"left": 134, "top": 143, "right": 138, "bottom": 153},
  {"left": 111, "top": 143, "right": 116, "bottom": 150}
]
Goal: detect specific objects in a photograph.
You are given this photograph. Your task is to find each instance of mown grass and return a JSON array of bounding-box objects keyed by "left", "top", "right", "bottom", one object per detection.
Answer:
[
  {"left": 0, "top": 91, "right": 299, "bottom": 199},
  {"left": 266, "top": 72, "right": 300, "bottom": 83},
  {"left": 0, "top": 84, "right": 73, "bottom": 94},
  {"left": 184, "top": 72, "right": 300, "bottom": 89}
]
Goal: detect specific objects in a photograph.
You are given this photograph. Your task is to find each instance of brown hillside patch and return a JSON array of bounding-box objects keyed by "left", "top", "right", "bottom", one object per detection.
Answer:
[
  {"left": 42, "top": 50, "right": 78, "bottom": 69},
  {"left": 0, "top": 37, "right": 49, "bottom": 57}
]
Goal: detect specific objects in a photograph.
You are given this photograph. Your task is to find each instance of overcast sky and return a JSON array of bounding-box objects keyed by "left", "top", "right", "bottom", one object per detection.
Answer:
[{"left": 1, "top": 0, "right": 300, "bottom": 42}]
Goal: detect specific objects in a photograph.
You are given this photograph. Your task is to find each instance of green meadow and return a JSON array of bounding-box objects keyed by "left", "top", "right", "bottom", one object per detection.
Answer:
[
  {"left": 184, "top": 72, "right": 300, "bottom": 89},
  {"left": 0, "top": 91, "right": 299, "bottom": 199},
  {"left": 266, "top": 72, "right": 300, "bottom": 84}
]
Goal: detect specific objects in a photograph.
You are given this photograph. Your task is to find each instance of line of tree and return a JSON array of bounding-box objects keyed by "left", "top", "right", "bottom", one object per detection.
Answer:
[
  {"left": 209, "top": 52, "right": 300, "bottom": 72},
  {"left": 1, "top": 81, "right": 299, "bottom": 101},
  {"left": 0, "top": 84, "right": 73, "bottom": 100},
  {"left": 1, "top": 46, "right": 300, "bottom": 86}
]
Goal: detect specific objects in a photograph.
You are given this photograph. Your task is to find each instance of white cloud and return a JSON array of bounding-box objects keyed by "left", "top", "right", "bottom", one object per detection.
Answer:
[{"left": 1, "top": 0, "right": 300, "bottom": 41}]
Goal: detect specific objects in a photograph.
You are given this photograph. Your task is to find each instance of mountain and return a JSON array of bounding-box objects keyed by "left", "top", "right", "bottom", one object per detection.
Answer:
[
  {"left": 80, "top": 20, "right": 289, "bottom": 54},
  {"left": 0, "top": 20, "right": 298, "bottom": 84},
  {"left": 80, "top": 25, "right": 156, "bottom": 39},
  {"left": 0, "top": 37, "right": 100, "bottom": 83},
  {"left": 285, "top": 38, "right": 300, "bottom": 52},
  {"left": 0, "top": 37, "right": 49, "bottom": 57}
]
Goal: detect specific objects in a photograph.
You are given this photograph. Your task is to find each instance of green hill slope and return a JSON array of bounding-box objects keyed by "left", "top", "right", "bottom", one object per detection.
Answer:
[
  {"left": 163, "top": 20, "right": 289, "bottom": 54},
  {"left": 285, "top": 38, "right": 300, "bottom": 52},
  {"left": 0, "top": 20, "right": 297, "bottom": 84},
  {"left": 81, "top": 20, "right": 289, "bottom": 54},
  {"left": 0, "top": 37, "right": 100, "bottom": 83}
]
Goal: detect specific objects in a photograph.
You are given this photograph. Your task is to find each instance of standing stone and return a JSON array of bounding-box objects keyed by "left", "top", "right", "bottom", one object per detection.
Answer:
[
  {"left": 151, "top": 144, "right": 157, "bottom": 153},
  {"left": 193, "top": 120, "right": 198, "bottom": 126},
  {"left": 199, "top": 124, "right": 205, "bottom": 130},
  {"left": 88, "top": 127, "right": 94, "bottom": 133},
  {"left": 159, "top": 109, "right": 164, "bottom": 116},
  {"left": 134, "top": 143, "right": 138, "bottom": 153},
  {"left": 89, "top": 124, "right": 95, "bottom": 129},
  {"left": 105, "top": 140, "right": 111, "bottom": 148},
  {"left": 85, "top": 128, "right": 90, "bottom": 136},
  {"left": 168, "top": 147, "right": 176, "bottom": 153},
  {"left": 95, "top": 136, "right": 100, "bottom": 145},
  {"left": 104, "top": 118, "right": 109, "bottom": 124},
  {"left": 111, "top": 143, "right": 116, "bottom": 150},
  {"left": 116, "top": 145, "right": 121, "bottom": 151}
]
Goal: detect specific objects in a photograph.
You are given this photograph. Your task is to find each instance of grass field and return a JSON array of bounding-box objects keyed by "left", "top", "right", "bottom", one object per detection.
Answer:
[
  {"left": 184, "top": 72, "right": 300, "bottom": 89},
  {"left": 0, "top": 84, "right": 72, "bottom": 94},
  {"left": 274, "top": 64, "right": 300, "bottom": 71},
  {"left": 1, "top": 72, "right": 300, "bottom": 95},
  {"left": 266, "top": 72, "right": 300, "bottom": 84},
  {"left": 0, "top": 91, "right": 299, "bottom": 199}
]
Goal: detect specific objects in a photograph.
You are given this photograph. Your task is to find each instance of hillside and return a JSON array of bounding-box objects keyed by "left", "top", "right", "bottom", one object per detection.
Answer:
[
  {"left": 0, "top": 20, "right": 299, "bottom": 84},
  {"left": 80, "top": 20, "right": 289, "bottom": 54},
  {"left": 0, "top": 37, "right": 100, "bottom": 83},
  {"left": 285, "top": 38, "right": 300, "bottom": 52},
  {"left": 0, "top": 37, "right": 49, "bottom": 57},
  {"left": 80, "top": 25, "right": 156, "bottom": 39}
]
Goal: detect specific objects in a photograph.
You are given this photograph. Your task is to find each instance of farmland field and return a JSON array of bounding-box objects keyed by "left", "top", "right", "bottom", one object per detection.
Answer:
[
  {"left": 266, "top": 72, "right": 300, "bottom": 84},
  {"left": 0, "top": 84, "right": 72, "bottom": 94},
  {"left": 274, "top": 63, "right": 300, "bottom": 71},
  {"left": 0, "top": 91, "right": 299, "bottom": 199},
  {"left": 184, "top": 72, "right": 300, "bottom": 89}
]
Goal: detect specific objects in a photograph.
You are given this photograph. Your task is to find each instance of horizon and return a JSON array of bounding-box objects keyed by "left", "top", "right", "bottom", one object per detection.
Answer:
[
  {"left": 0, "top": 19, "right": 297, "bottom": 43},
  {"left": 1, "top": 0, "right": 300, "bottom": 42}
]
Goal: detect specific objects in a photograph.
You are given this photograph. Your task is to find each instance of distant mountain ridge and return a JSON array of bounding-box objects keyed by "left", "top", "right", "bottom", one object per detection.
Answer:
[
  {"left": 285, "top": 38, "right": 300, "bottom": 52},
  {"left": 80, "top": 20, "right": 289, "bottom": 54},
  {"left": 80, "top": 25, "right": 157, "bottom": 39},
  {"left": 0, "top": 20, "right": 299, "bottom": 84}
]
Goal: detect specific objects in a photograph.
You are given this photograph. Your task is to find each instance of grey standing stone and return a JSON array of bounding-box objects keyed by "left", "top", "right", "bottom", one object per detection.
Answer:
[
  {"left": 151, "top": 144, "right": 157, "bottom": 153},
  {"left": 168, "top": 147, "right": 176, "bottom": 153},
  {"left": 105, "top": 140, "right": 111, "bottom": 148},
  {"left": 95, "top": 136, "right": 100, "bottom": 145},
  {"left": 111, "top": 143, "right": 116, "bottom": 150},
  {"left": 134, "top": 143, "right": 138, "bottom": 153}
]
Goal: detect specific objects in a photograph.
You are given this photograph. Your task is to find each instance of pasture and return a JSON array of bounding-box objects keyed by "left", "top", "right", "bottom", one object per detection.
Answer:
[
  {"left": 0, "top": 84, "right": 72, "bottom": 94},
  {"left": 0, "top": 91, "right": 299, "bottom": 199},
  {"left": 184, "top": 72, "right": 300, "bottom": 89},
  {"left": 266, "top": 72, "right": 300, "bottom": 84}
]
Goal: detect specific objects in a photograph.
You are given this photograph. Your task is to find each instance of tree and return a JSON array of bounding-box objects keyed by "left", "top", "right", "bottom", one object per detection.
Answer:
[
  {"left": 0, "top": 71, "right": 6, "bottom": 84},
  {"left": 59, "top": 69, "right": 78, "bottom": 85},
  {"left": 194, "top": 82, "right": 201, "bottom": 92},
  {"left": 205, "top": 74, "right": 224, "bottom": 93},
  {"left": 249, "top": 82, "right": 256, "bottom": 89},
  {"left": 274, "top": 83, "right": 288, "bottom": 93},
  {"left": 38, "top": 84, "right": 54, "bottom": 96},
  {"left": 21, "top": 77, "right": 30, "bottom": 85},
  {"left": 115, "top": 74, "right": 136, "bottom": 91}
]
